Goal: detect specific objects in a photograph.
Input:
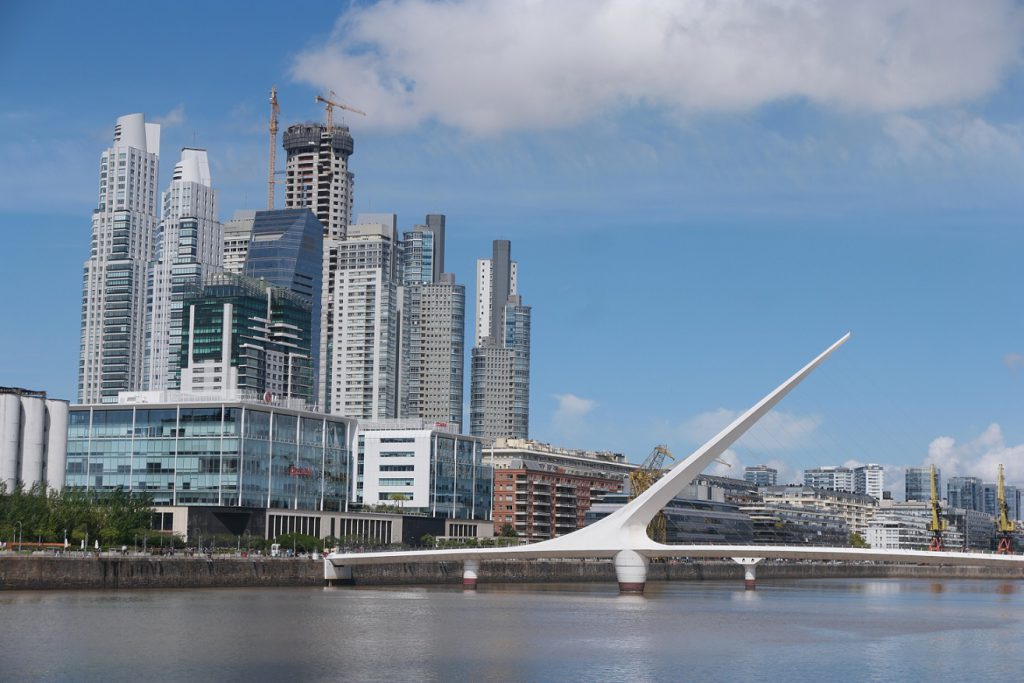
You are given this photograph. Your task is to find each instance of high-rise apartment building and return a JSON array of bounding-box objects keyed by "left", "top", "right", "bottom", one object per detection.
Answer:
[
  {"left": 282, "top": 122, "right": 354, "bottom": 240},
  {"left": 321, "top": 215, "right": 401, "bottom": 418},
  {"left": 803, "top": 466, "right": 855, "bottom": 493},
  {"left": 144, "top": 148, "right": 221, "bottom": 391},
  {"left": 947, "top": 476, "right": 982, "bottom": 512},
  {"left": 399, "top": 215, "right": 466, "bottom": 429},
  {"left": 79, "top": 114, "right": 161, "bottom": 403},
  {"left": 470, "top": 240, "right": 531, "bottom": 441},
  {"left": 905, "top": 466, "right": 937, "bottom": 502},
  {"left": 854, "top": 464, "right": 884, "bottom": 500},
  {"left": 744, "top": 465, "right": 778, "bottom": 487},
  {"left": 221, "top": 209, "right": 256, "bottom": 275}
]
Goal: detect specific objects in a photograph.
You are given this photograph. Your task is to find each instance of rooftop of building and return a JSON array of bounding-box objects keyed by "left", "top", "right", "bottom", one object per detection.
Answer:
[
  {"left": 357, "top": 419, "right": 466, "bottom": 436},
  {"left": 486, "top": 437, "right": 628, "bottom": 464},
  {"left": 0, "top": 386, "right": 48, "bottom": 399},
  {"left": 76, "top": 390, "right": 346, "bottom": 421}
]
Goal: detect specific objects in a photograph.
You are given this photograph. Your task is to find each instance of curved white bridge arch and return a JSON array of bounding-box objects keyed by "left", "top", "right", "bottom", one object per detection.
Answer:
[{"left": 326, "top": 333, "right": 1024, "bottom": 591}]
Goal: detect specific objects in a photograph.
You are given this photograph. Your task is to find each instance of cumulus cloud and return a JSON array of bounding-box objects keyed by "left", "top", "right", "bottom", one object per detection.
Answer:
[
  {"left": 153, "top": 104, "right": 186, "bottom": 128},
  {"left": 553, "top": 393, "right": 596, "bottom": 423},
  {"left": 290, "top": 0, "right": 1024, "bottom": 134},
  {"left": 678, "top": 407, "right": 821, "bottom": 451},
  {"left": 924, "top": 423, "right": 1024, "bottom": 482}
]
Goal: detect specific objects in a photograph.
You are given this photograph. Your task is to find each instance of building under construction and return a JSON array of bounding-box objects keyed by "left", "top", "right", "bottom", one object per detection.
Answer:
[{"left": 282, "top": 122, "right": 355, "bottom": 239}]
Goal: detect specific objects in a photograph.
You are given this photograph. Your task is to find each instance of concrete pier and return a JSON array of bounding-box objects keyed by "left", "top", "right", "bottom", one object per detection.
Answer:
[
  {"left": 614, "top": 550, "right": 649, "bottom": 593},
  {"left": 732, "top": 557, "right": 763, "bottom": 590},
  {"left": 463, "top": 559, "right": 480, "bottom": 589}
]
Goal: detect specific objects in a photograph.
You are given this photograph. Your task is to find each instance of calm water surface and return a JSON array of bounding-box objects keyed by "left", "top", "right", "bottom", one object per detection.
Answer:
[{"left": 1, "top": 579, "right": 1022, "bottom": 682}]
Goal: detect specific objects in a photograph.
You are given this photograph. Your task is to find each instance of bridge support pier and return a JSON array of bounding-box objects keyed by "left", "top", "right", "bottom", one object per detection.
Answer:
[
  {"left": 463, "top": 559, "right": 480, "bottom": 589},
  {"left": 324, "top": 560, "right": 353, "bottom": 586},
  {"left": 732, "top": 557, "right": 763, "bottom": 590},
  {"left": 615, "top": 550, "right": 649, "bottom": 593}
]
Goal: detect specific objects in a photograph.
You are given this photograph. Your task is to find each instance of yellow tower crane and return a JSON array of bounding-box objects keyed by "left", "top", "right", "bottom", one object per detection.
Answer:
[
  {"left": 628, "top": 445, "right": 676, "bottom": 543},
  {"left": 996, "top": 464, "right": 1015, "bottom": 554},
  {"left": 267, "top": 86, "right": 280, "bottom": 210},
  {"left": 926, "top": 464, "right": 947, "bottom": 551},
  {"left": 315, "top": 91, "right": 366, "bottom": 128}
]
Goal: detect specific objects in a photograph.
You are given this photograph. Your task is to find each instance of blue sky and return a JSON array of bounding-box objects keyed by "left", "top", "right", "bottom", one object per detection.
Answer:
[{"left": 2, "top": 1, "right": 1024, "bottom": 490}]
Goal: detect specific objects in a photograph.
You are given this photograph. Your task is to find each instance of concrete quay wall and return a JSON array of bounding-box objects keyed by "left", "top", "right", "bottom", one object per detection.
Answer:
[{"left": 4, "top": 556, "right": 1024, "bottom": 591}]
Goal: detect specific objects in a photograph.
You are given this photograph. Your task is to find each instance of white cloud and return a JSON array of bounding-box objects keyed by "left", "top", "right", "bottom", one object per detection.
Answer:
[
  {"left": 290, "top": 0, "right": 1024, "bottom": 134},
  {"left": 553, "top": 393, "right": 596, "bottom": 423},
  {"left": 154, "top": 104, "right": 186, "bottom": 128},
  {"left": 677, "top": 407, "right": 821, "bottom": 451},
  {"left": 924, "top": 423, "right": 1024, "bottom": 482},
  {"left": 881, "top": 112, "right": 1024, "bottom": 164}
]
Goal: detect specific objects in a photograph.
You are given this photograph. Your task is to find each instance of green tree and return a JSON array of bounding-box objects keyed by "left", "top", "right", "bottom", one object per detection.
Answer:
[{"left": 849, "top": 532, "right": 869, "bottom": 548}]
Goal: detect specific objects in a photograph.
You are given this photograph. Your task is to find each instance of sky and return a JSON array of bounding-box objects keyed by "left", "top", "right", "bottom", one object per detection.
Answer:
[{"left": 2, "top": 0, "right": 1024, "bottom": 493}]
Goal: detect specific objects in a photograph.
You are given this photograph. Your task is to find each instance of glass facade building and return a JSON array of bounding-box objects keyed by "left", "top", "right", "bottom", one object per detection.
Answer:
[{"left": 66, "top": 401, "right": 355, "bottom": 511}]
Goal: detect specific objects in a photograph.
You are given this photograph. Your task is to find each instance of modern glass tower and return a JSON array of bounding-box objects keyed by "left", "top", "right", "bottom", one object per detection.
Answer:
[
  {"left": 470, "top": 240, "right": 531, "bottom": 440},
  {"left": 905, "top": 466, "right": 937, "bottom": 502},
  {"left": 399, "top": 215, "right": 466, "bottom": 430},
  {"left": 79, "top": 113, "right": 161, "bottom": 404},
  {"left": 144, "top": 148, "right": 221, "bottom": 391}
]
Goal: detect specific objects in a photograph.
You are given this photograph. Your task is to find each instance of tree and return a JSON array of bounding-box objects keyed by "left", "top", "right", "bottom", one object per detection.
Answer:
[
  {"left": 849, "top": 532, "right": 869, "bottom": 548},
  {"left": 498, "top": 523, "right": 517, "bottom": 538}
]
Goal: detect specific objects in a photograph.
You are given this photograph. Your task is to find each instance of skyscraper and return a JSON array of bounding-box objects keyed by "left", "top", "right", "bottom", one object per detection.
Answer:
[
  {"left": 282, "top": 122, "right": 354, "bottom": 239},
  {"left": 144, "top": 148, "right": 221, "bottom": 391},
  {"left": 221, "top": 209, "right": 256, "bottom": 275},
  {"left": 321, "top": 215, "right": 401, "bottom": 418},
  {"left": 905, "top": 466, "right": 937, "bottom": 502},
  {"left": 947, "top": 476, "right": 982, "bottom": 511},
  {"left": 470, "top": 240, "right": 531, "bottom": 440},
  {"left": 854, "top": 464, "right": 884, "bottom": 500},
  {"left": 79, "top": 114, "right": 161, "bottom": 403},
  {"left": 399, "top": 216, "right": 466, "bottom": 429}
]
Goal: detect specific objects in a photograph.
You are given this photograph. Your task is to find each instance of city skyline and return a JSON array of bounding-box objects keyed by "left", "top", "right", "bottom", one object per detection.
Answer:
[{"left": 3, "top": 2, "right": 1024, "bottom": 484}]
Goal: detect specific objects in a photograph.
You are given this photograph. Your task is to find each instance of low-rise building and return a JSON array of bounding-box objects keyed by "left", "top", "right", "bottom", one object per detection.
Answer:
[
  {"left": 759, "top": 485, "right": 877, "bottom": 535},
  {"left": 742, "top": 502, "right": 848, "bottom": 546},
  {"left": 356, "top": 419, "right": 492, "bottom": 521}
]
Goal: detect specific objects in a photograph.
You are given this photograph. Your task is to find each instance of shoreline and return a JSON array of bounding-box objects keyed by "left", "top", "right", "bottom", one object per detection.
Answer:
[{"left": 2, "top": 555, "right": 1024, "bottom": 591}]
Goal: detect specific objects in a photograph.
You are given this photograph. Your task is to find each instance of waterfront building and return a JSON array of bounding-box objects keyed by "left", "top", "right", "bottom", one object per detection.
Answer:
[
  {"left": 743, "top": 464, "right": 777, "bottom": 487},
  {"left": 399, "top": 215, "right": 465, "bottom": 429},
  {"left": 803, "top": 466, "right": 855, "bottom": 493},
  {"left": 759, "top": 485, "right": 877, "bottom": 535},
  {"left": 741, "top": 502, "right": 848, "bottom": 546},
  {"left": 283, "top": 122, "right": 354, "bottom": 240},
  {"left": 221, "top": 209, "right": 256, "bottom": 275},
  {"left": 483, "top": 438, "right": 635, "bottom": 481},
  {"left": 854, "top": 464, "right": 884, "bottom": 500},
  {"left": 687, "top": 474, "right": 761, "bottom": 506},
  {"left": 498, "top": 461, "right": 624, "bottom": 541},
  {"left": 178, "top": 272, "right": 316, "bottom": 402},
  {"left": 981, "top": 482, "right": 1021, "bottom": 520},
  {"left": 144, "top": 148, "right": 221, "bottom": 392},
  {"left": 588, "top": 493, "right": 755, "bottom": 545},
  {"left": 947, "top": 476, "right": 983, "bottom": 512},
  {"left": 0, "top": 387, "right": 68, "bottom": 492},
  {"left": 321, "top": 215, "right": 401, "bottom": 418},
  {"left": 905, "top": 466, "right": 937, "bottom": 502},
  {"left": 66, "top": 395, "right": 355, "bottom": 511},
  {"left": 945, "top": 506, "right": 998, "bottom": 550},
  {"left": 356, "top": 419, "right": 492, "bottom": 520},
  {"left": 79, "top": 113, "right": 161, "bottom": 403},
  {"left": 470, "top": 240, "right": 531, "bottom": 440}
]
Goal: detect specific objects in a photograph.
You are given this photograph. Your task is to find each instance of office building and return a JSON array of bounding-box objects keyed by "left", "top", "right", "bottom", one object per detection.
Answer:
[
  {"left": 178, "top": 272, "right": 316, "bottom": 402},
  {"left": 0, "top": 387, "right": 68, "bottom": 492},
  {"left": 321, "top": 215, "right": 401, "bottom": 418},
  {"left": 282, "top": 122, "right": 354, "bottom": 239},
  {"left": 66, "top": 396, "right": 355, "bottom": 511},
  {"left": 905, "top": 466, "right": 937, "bottom": 502},
  {"left": 470, "top": 240, "right": 531, "bottom": 440},
  {"left": 854, "top": 464, "right": 884, "bottom": 500},
  {"left": 760, "top": 485, "right": 878, "bottom": 535},
  {"left": 144, "top": 148, "right": 221, "bottom": 391},
  {"left": 588, "top": 492, "right": 755, "bottom": 545},
  {"left": 221, "top": 209, "right": 256, "bottom": 274},
  {"left": 744, "top": 464, "right": 778, "bottom": 487},
  {"left": 79, "top": 113, "right": 161, "bottom": 403},
  {"left": 947, "top": 476, "right": 983, "bottom": 512},
  {"left": 400, "top": 215, "right": 466, "bottom": 429},
  {"left": 982, "top": 482, "right": 1021, "bottom": 520},
  {"left": 356, "top": 419, "right": 492, "bottom": 520}
]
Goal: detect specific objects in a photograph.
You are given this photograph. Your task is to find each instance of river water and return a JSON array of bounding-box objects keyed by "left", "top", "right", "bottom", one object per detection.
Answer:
[{"left": 1, "top": 579, "right": 1022, "bottom": 682}]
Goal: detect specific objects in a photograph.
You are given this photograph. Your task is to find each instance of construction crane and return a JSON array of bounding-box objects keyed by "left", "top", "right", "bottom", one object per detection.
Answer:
[
  {"left": 996, "top": 463, "right": 1015, "bottom": 554},
  {"left": 628, "top": 445, "right": 676, "bottom": 543},
  {"left": 926, "top": 464, "right": 947, "bottom": 551},
  {"left": 315, "top": 91, "right": 366, "bottom": 128},
  {"left": 267, "top": 86, "right": 280, "bottom": 210}
]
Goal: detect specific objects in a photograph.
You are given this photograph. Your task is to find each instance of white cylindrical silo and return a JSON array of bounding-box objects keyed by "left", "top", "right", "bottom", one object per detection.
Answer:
[
  {"left": 0, "top": 393, "right": 21, "bottom": 491},
  {"left": 45, "top": 399, "right": 69, "bottom": 492},
  {"left": 20, "top": 396, "right": 46, "bottom": 489}
]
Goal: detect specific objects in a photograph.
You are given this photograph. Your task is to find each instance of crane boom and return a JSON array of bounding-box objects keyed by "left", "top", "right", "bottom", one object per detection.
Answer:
[
  {"left": 927, "top": 464, "right": 946, "bottom": 551},
  {"left": 315, "top": 92, "right": 366, "bottom": 128},
  {"left": 996, "top": 463, "right": 1015, "bottom": 554},
  {"left": 268, "top": 86, "right": 280, "bottom": 210}
]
